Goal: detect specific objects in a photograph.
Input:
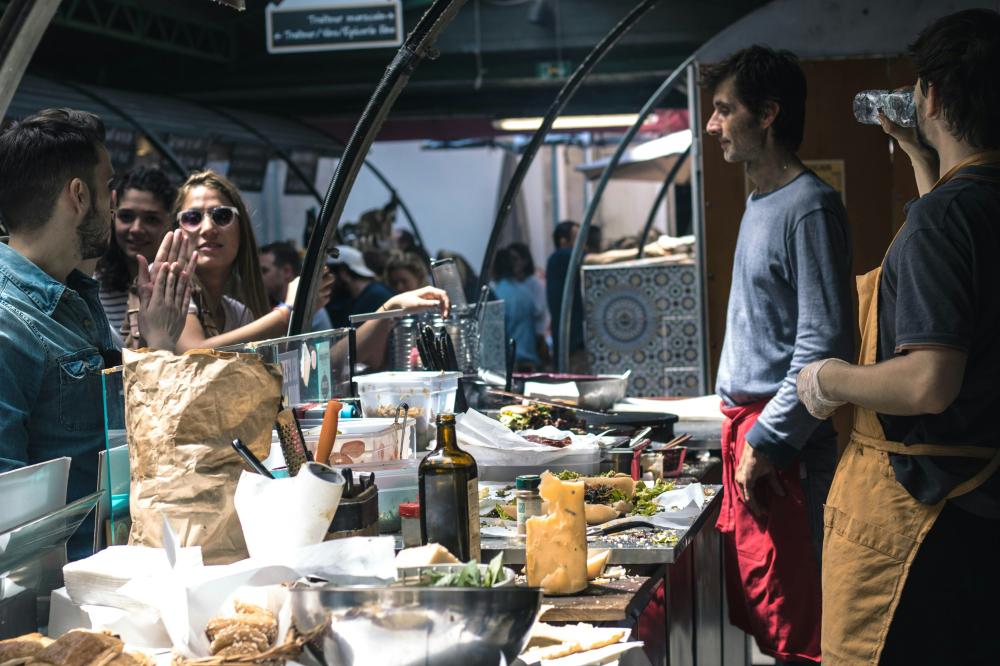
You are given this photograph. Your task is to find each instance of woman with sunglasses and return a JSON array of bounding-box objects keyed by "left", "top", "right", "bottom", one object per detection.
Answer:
[
  {"left": 172, "top": 171, "right": 447, "bottom": 365},
  {"left": 172, "top": 170, "right": 322, "bottom": 353}
]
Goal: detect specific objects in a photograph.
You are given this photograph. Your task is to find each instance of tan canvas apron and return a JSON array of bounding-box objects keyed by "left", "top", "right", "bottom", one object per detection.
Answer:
[{"left": 821, "top": 153, "right": 1000, "bottom": 664}]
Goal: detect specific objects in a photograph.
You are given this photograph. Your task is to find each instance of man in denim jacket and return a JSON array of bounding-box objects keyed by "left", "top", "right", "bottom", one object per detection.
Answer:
[{"left": 0, "top": 109, "right": 191, "bottom": 558}]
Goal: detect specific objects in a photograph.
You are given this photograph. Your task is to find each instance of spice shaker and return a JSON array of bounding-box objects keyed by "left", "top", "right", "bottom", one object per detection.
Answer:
[
  {"left": 398, "top": 502, "right": 422, "bottom": 547},
  {"left": 515, "top": 474, "right": 543, "bottom": 536}
]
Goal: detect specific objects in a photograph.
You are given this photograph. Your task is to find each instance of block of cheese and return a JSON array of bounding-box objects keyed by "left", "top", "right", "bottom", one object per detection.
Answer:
[
  {"left": 586, "top": 549, "right": 611, "bottom": 579},
  {"left": 394, "top": 543, "right": 460, "bottom": 568},
  {"left": 525, "top": 472, "right": 588, "bottom": 595}
]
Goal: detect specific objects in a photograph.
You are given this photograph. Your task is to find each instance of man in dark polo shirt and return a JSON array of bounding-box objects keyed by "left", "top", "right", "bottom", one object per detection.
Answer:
[
  {"left": 324, "top": 244, "right": 394, "bottom": 328},
  {"left": 799, "top": 9, "right": 1000, "bottom": 662}
]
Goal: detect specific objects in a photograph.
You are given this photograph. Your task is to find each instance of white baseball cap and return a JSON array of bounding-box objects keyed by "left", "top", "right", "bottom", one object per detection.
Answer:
[{"left": 327, "top": 245, "right": 376, "bottom": 278}]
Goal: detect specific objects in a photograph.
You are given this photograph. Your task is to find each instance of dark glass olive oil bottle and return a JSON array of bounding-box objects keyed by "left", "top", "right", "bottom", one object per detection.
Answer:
[{"left": 418, "top": 413, "right": 480, "bottom": 561}]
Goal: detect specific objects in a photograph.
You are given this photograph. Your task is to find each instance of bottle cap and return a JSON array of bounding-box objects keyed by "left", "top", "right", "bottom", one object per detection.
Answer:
[
  {"left": 398, "top": 502, "right": 421, "bottom": 518},
  {"left": 515, "top": 474, "right": 541, "bottom": 490}
]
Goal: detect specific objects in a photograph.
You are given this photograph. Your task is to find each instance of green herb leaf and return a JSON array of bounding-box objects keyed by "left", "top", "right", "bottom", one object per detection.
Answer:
[{"left": 485, "top": 553, "right": 504, "bottom": 587}]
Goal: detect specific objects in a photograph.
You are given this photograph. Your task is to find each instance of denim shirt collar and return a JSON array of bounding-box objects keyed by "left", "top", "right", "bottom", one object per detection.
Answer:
[{"left": 0, "top": 242, "right": 97, "bottom": 316}]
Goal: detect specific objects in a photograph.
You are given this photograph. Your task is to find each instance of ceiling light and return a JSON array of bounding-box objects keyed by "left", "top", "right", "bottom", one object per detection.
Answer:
[{"left": 494, "top": 114, "right": 648, "bottom": 132}]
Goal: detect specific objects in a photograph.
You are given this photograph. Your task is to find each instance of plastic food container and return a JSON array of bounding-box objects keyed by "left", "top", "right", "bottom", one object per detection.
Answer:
[
  {"left": 357, "top": 372, "right": 461, "bottom": 451},
  {"left": 351, "top": 457, "right": 420, "bottom": 533},
  {"left": 300, "top": 418, "right": 415, "bottom": 465}
]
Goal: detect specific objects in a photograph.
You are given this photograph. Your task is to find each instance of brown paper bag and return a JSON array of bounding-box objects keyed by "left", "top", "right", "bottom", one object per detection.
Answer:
[{"left": 123, "top": 348, "right": 282, "bottom": 564}]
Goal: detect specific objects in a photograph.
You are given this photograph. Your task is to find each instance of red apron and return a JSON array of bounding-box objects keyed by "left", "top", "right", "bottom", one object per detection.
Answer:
[{"left": 716, "top": 399, "right": 822, "bottom": 662}]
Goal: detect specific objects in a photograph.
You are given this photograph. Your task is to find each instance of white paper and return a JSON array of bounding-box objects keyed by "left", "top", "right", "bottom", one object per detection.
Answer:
[
  {"left": 64, "top": 545, "right": 203, "bottom": 611},
  {"left": 133, "top": 537, "right": 397, "bottom": 657},
  {"left": 648, "top": 483, "right": 706, "bottom": 530},
  {"left": 456, "top": 409, "right": 599, "bottom": 467},
  {"left": 234, "top": 463, "right": 344, "bottom": 560},
  {"left": 611, "top": 395, "right": 723, "bottom": 421}
]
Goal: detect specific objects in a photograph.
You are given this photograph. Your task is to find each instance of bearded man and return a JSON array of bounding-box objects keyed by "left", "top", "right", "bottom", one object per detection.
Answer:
[{"left": 0, "top": 108, "right": 192, "bottom": 559}]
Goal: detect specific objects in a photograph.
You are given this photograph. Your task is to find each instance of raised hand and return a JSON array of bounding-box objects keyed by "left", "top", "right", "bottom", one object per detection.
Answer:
[{"left": 137, "top": 231, "right": 197, "bottom": 352}]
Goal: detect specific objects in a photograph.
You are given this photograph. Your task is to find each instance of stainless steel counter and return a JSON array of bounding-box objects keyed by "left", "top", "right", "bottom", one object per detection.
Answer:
[{"left": 480, "top": 486, "right": 722, "bottom": 565}]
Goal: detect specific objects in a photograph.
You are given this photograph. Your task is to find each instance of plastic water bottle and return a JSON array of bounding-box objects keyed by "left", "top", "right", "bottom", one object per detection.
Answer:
[{"left": 853, "top": 89, "right": 916, "bottom": 127}]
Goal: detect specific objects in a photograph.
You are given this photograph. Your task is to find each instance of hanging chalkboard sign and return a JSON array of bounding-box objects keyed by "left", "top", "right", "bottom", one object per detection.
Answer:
[
  {"left": 228, "top": 143, "right": 271, "bottom": 192},
  {"left": 266, "top": 0, "right": 402, "bottom": 53},
  {"left": 283, "top": 149, "right": 321, "bottom": 195},
  {"left": 167, "top": 134, "right": 209, "bottom": 173},
  {"left": 105, "top": 126, "right": 137, "bottom": 173}
]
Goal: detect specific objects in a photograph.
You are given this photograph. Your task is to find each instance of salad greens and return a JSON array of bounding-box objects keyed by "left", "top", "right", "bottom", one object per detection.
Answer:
[
  {"left": 422, "top": 553, "right": 507, "bottom": 588},
  {"left": 631, "top": 479, "right": 675, "bottom": 517},
  {"left": 489, "top": 504, "right": 516, "bottom": 521}
]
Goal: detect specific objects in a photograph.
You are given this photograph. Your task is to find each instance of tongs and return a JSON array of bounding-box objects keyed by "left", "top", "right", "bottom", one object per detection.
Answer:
[{"left": 394, "top": 402, "right": 411, "bottom": 459}]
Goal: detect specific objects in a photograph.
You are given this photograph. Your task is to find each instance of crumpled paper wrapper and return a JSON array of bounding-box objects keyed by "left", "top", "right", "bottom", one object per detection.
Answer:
[
  {"left": 455, "top": 409, "right": 599, "bottom": 467},
  {"left": 123, "top": 348, "right": 282, "bottom": 564}
]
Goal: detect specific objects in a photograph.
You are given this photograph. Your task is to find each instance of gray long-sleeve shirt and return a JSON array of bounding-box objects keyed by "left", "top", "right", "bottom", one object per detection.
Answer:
[{"left": 716, "top": 170, "right": 853, "bottom": 466}]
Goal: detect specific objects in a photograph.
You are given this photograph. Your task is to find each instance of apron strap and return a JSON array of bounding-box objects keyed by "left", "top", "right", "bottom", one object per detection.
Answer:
[
  {"left": 947, "top": 447, "right": 1000, "bottom": 499},
  {"left": 851, "top": 429, "right": 997, "bottom": 459}
]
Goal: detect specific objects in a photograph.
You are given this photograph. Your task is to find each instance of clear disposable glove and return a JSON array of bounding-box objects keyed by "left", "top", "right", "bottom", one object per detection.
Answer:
[{"left": 797, "top": 358, "right": 848, "bottom": 420}]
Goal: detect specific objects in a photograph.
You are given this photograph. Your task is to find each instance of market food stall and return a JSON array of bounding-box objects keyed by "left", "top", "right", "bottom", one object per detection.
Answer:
[{"left": 0, "top": 0, "right": 743, "bottom": 663}]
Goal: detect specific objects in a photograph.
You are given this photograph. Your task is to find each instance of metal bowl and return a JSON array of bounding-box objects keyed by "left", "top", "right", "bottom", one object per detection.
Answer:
[
  {"left": 519, "top": 372, "right": 629, "bottom": 411},
  {"left": 290, "top": 584, "right": 542, "bottom": 666}
]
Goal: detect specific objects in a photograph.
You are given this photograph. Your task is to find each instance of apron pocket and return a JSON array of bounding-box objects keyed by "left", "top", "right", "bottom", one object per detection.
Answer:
[
  {"left": 822, "top": 504, "right": 920, "bottom": 663},
  {"left": 734, "top": 511, "right": 772, "bottom": 563},
  {"left": 824, "top": 504, "right": 914, "bottom": 562}
]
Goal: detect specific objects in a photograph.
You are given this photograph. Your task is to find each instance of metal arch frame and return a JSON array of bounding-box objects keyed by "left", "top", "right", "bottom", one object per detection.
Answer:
[
  {"left": 477, "top": 0, "right": 660, "bottom": 292},
  {"left": 49, "top": 0, "right": 237, "bottom": 62},
  {"left": 0, "top": 0, "right": 60, "bottom": 120},
  {"left": 195, "top": 102, "right": 326, "bottom": 206},
  {"left": 290, "top": 0, "right": 469, "bottom": 336},
  {"left": 57, "top": 79, "right": 188, "bottom": 178},
  {"left": 636, "top": 146, "right": 689, "bottom": 258},
  {"left": 557, "top": 54, "right": 694, "bottom": 371},
  {"left": 286, "top": 116, "right": 427, "bottom": 250}
]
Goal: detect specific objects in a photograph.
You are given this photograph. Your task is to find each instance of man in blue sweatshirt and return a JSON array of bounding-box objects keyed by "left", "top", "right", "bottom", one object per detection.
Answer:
[{"left": 702, "top": 47, "right": 852, "bottom": 664}]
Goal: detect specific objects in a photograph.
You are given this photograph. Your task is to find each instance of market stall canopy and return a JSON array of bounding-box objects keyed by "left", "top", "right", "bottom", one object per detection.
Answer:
[{"left": 575, "top": 129, "right": 692, "bottom": 183}]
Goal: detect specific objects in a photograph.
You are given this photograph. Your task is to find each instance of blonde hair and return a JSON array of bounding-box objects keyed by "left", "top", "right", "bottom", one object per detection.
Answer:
[
  {"left": 384, "top": 251, "right": 428, "bottom": 285},
  {"left": 174, "top": 170, "right": 270, "bottom": 319}
]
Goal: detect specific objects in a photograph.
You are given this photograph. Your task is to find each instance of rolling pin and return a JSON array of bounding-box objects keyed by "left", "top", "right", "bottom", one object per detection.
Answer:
[{"left": 316, "top": 399, "right": 342, "bottom": 465}]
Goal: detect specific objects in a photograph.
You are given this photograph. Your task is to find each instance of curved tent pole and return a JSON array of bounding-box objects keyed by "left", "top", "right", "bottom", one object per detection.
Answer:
[
  {"left": 58, "top": 80, "right": 187, "bottom": 178},
  {"left": 197, "top": 103, "right": 326, "bottom": 206},
  {"left": 290, "top": 0, "right": 469, "bottom": 335},
  {"left": 0, "top": 0, "right": 60, "bottom": 119},
  {"left": 636, "top": 146, "right": 689, "bottom": 258},
  {"left": 477, "top": 0, "right": 660, "bottom": 292},
  {"left": 557, "top": 55, "right": 694, "bottom": 371},
  {"left": 286, "top": 116, "right": 426, "bottom": 249}
]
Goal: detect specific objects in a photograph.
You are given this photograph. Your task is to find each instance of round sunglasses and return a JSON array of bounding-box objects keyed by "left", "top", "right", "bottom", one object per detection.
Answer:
[{"left": 176, "top": 205, "right": 239, "bottom": 230}]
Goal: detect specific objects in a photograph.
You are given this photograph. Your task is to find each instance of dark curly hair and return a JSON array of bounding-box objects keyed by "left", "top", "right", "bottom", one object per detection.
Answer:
[
  {"left": 699, "top": 45, "right": 807, "bottom": 152},
  {"left": 910, "top": 9, "right": 1000, "bottom": 150},
  {"left": 96, "top": 167, "right": 176, "bottom": 292}
]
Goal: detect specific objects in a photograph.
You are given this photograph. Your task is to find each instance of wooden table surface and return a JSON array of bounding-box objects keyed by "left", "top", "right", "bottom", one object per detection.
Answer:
[{"left": 539, "top": 572, "right": 663, "bottom": 623}]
